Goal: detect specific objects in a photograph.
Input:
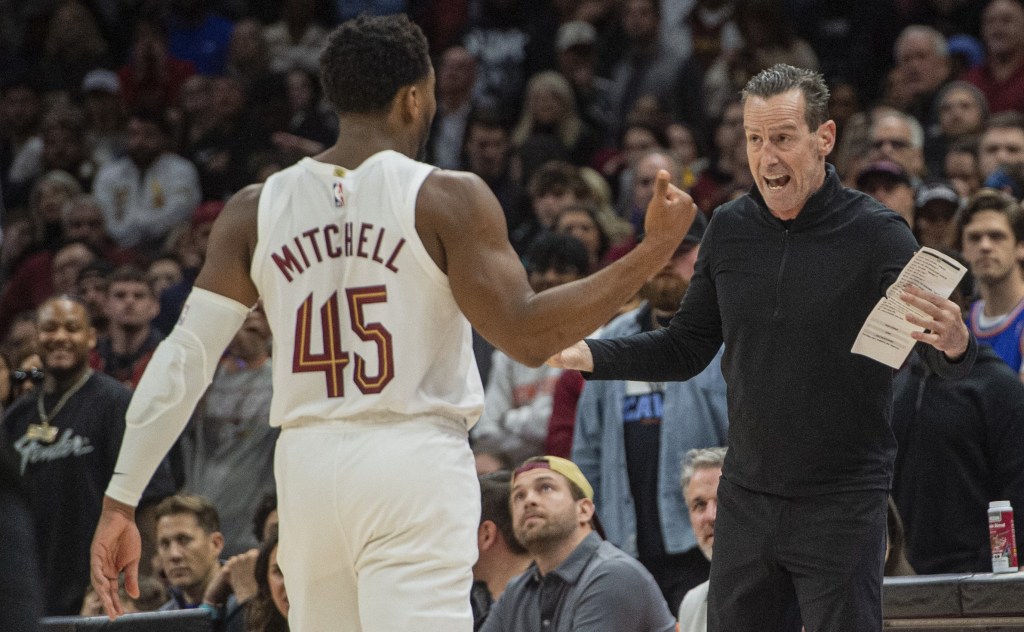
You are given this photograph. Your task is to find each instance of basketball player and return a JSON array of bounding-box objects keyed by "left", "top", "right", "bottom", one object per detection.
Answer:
[{"left": 90, "top": 14, "right": 696, "bottom": 632}]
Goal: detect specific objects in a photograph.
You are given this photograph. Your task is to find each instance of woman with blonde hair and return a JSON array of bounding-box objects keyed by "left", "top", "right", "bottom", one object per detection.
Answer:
[{"left": 512, "top": 71, "right": 599, "bottom": 167}]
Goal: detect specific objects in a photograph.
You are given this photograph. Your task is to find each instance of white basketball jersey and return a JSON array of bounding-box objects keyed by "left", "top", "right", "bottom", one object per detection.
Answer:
[{"left": 250, "top": 151, "right": 484, "bottom": 428}]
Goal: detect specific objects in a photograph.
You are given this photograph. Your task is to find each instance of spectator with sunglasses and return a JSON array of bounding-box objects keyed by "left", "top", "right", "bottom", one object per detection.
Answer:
[{"left": 867, "top": 110, "right": 927, "bottom": 184}]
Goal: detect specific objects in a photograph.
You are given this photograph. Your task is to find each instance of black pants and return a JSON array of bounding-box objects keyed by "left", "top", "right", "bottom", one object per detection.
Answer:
[{"left": 708, "top": 478, "right": 887, "bottom": 632}]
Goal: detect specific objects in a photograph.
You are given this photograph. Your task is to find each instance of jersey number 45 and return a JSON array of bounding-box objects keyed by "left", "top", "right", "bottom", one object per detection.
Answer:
[{"left": 293, "top": 286, "right": 394, "bottom": 397}]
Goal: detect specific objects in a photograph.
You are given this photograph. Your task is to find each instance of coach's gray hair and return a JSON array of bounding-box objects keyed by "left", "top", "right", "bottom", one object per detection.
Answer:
[
  {"left": 741, "top": 64, "right": 830, "bottom": 131},
  {"left": 680, "top": 447, "right": 727, "bottom": 500}
]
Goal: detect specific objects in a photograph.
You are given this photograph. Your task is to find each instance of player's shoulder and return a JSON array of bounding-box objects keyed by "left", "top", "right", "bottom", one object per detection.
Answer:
[
  {"left": 217, "top": 183, "right": 264, "bottom": 224},
  {"left": 418, "top": 168, "right": 496, "bottom": 225}
]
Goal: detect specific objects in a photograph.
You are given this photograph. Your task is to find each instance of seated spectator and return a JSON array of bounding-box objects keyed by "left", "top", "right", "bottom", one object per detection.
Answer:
[
  {"left": 76, "top": 259, "right": 114, "bottom": 338},
  {"left": 978, "top": 111, "right": 1024, "bottom": 182},
  {"left": 95, "top": 265, "right": 164, "bottom": 389},
  {"left": 8, "top": 106, "right": 97, "bottom": 198},
  {"left": 512, "top": 71, "right": 600, "bottom": 169},
  {"left": 427, "top": 45, "right": 477, "bottom": 170},
  {"left": 81, "top": 69, "right": 128, "bottom": 168},
  {"left": 147, "top": 255, "right": 185, "bottom": 300},
  {"left": 554, "top": 21, "right": 614, "bottom": 143},
  {"left": 554, "top": 204, "right": 611, "bottom": 272},
  {"left": 690, "top": 102, "right": 746, "bottom": 217},
  {"left": 2, "top": 296, "right": 174, "bottom": 615},
  {"left": 867, "top": 110, "right": 927, "bottom": 183},
  {"left": 856, "top": 160, "right": 916, "bottom": 226},
  {"left": 964, "top": 0, "right": 1024, "bottom": 115},
  {"left": 155, "top": 494, "right": 234, "bottom": 613},
  {"left": 264, "top": 0, "right": 329, "bottom": 74},
  {"left": 33, "top": 0, "right": 112, "bottom": 97},
  {"left": 913, "top": 181, "right": 962, "bottom": 250},
  {"left": 928, "top": 81, "right": 988, "bottom": 176},
  {"left": 462, "top": 108, "right": 526, "bottom": 246},
  {"left": 666, "top": 122, "right": 708, "bottom": 191},
  {"left": 945, "top": 136, "right": 984, "bottom": 199},
  {"left": 470, "top": 235, "right": 589, "bottom": 464},
  {"left": 91, "top": 109, "right": 202, "bottom": 251},
  {"left": 473, "top": 471, "right": 531, "bottom": 630},
  {"left": 481, "top": 456, "right": 675, "bottom": 631},
  {"left": 269, "top": 68, "right": 338, "bottom": 166},
  {"left": 677, "top": 447, "right": 725, "bottom": 631},
  {"left": 515, "top": 161, "right": 595, "bottom": 253},
  {"left": 27, "top": 169, "right": 82, "bottom": 254}
]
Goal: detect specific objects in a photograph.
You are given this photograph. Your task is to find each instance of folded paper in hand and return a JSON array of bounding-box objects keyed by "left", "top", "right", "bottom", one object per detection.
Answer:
[{"left": 851, "top": 247, "right": 966, "bottom": 369}]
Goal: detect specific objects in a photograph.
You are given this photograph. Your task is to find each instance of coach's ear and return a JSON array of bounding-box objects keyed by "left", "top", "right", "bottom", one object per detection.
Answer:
[{"left": 817, "top": 119, "right": 837, "bottom": 157}]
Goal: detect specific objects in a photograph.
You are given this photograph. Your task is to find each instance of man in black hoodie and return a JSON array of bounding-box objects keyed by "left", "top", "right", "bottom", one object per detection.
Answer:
[{"left": 551, "top": 64, "right": 975, "bottom": 632}]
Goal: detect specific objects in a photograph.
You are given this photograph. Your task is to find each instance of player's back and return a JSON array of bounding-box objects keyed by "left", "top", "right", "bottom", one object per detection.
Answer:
[{"left": 250, "top": 151, "right": 484, "bottom": 428}]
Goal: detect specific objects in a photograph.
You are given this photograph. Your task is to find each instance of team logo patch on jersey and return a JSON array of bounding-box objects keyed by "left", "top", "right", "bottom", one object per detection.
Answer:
[{"left": 333, "top": 181, "right": 346, "bottom": 207}]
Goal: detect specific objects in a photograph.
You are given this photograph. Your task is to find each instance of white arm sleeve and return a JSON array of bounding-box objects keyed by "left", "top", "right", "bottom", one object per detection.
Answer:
[{"left": 106, "top": 287, "right": 250, "bottom": 506}]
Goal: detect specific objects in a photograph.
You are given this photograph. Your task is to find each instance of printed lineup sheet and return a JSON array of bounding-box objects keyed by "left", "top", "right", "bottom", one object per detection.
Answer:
[{"left": 851, "top": 247, "right": 967, "bottom": 369}]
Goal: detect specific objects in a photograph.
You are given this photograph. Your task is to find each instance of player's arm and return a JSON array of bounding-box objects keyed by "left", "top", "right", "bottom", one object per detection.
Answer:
[
  {"left": 92, "top": 186, "right": 260, "bottom": 619},
  {"left": 419, "top": 169, "right": 695, "bottom": 367}
]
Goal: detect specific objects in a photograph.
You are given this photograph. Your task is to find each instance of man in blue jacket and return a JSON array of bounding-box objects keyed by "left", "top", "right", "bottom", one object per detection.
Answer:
[{"left": 573, "top": 216, "right": 727, "bottom": 611}]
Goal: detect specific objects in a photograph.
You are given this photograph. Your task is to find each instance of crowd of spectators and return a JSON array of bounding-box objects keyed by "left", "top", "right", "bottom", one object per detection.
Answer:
[{"left": 1, "top": 0, "right": 1024, "bottom": 629}]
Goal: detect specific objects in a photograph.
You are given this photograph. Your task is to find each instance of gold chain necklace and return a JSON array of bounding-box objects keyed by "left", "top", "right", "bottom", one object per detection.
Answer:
[{"left": 25, "top": 369, "right": 94, "bottom": 444}]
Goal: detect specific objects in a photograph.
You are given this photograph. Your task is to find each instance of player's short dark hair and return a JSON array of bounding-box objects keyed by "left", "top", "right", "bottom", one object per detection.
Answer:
[
  {"left": 479, "top": 471, "right": 527, "bottom": 555},
  {"left": 742, "top": 63, "right": 831, "bottom": 131},
  {"left": 319, "top": 14, "right": 431, "bottom": 114}
]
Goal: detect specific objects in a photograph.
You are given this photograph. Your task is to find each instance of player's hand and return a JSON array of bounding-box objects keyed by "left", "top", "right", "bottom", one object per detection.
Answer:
[
  {"left": 641, "top": 170, "right": 698, "bottom": 256},
  {"left": 547, "top": 341, "right": 594, "bottom": 372},
  {"left": 901, "top": 285, "right": 970, "bottom": 360},
  {"left": 90, "top": 497, "right": 141, "bottom": 620}
]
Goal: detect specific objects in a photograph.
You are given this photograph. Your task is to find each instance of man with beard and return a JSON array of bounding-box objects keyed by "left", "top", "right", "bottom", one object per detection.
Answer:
[
  {"left": 90, "top": 14, "right": 697, "bottom": 631},
  {"left": 481, "top": 456, "right": 675, "bottom": 632},
  {"left": 572, "top": 213, "right": 728, "bottom": 612},
  {"left": 2, "top": 296, "right": 173, "bottom": 615}
]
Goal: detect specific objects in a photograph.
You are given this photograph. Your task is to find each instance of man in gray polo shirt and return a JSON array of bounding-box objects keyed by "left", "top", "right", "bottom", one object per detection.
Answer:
[{"left": 481, "top": 456, "right": 675, "bottom": 632}]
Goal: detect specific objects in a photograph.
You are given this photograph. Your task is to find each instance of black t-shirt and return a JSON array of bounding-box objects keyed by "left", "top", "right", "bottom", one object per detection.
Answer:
[
  {"left": 623, "top": 305, "right": 669, "bottom": 565},
  {"left": 3, "top": 372, "right": 175, "bottom": 615}
]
